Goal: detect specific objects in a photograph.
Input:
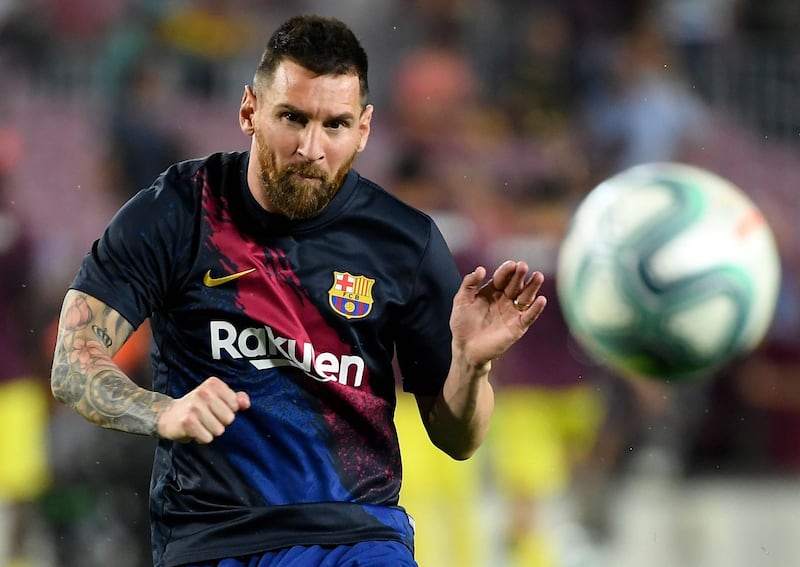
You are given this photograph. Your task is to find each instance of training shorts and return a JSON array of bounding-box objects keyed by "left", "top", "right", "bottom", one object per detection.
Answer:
[{"left": 184, "top": 541, "right": 418, "bottom": 567}]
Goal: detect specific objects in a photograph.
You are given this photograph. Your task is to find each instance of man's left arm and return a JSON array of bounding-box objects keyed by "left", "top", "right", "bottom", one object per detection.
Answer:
[{"left": 417, "top": 261, "right": 546, "bottom": 460}]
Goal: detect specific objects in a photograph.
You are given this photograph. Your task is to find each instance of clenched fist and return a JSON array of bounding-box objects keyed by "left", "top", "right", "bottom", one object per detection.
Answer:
[{"left": 157, "top": 377, "right": 251, "bottom": 443}]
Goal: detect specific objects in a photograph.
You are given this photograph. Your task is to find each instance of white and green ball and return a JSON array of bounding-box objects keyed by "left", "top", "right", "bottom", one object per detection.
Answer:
[{"left": 557, "top": 162, "right": 781, "bottom": 381}]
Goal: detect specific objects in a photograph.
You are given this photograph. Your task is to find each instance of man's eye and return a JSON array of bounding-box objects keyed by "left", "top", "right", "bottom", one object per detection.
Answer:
[
  {"left": 282, "top": 112, "right": 304, "bottom": 123},
  {"left": 327, "top": 120, "right": 347, "bottom": 130}
]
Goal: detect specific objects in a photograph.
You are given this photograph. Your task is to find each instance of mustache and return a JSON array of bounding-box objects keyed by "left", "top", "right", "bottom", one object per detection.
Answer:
[{"left": 282, "top": 162, "right": 327, "bottom": 180}]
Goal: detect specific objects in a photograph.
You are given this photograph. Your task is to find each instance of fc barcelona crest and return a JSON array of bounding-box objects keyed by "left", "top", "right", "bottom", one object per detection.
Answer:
[{"left": 328, "top": 271, "right": 375, "bottom": 319}]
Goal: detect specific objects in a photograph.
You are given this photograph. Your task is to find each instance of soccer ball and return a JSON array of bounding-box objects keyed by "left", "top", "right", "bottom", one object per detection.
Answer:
[{"left": 556, "top": 162, "right": 781, "bottom": 382}]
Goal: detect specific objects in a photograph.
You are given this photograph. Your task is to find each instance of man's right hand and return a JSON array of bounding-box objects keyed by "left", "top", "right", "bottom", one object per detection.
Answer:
[{"left": 157, "top": 377, "right": 251, "bottom": 443}]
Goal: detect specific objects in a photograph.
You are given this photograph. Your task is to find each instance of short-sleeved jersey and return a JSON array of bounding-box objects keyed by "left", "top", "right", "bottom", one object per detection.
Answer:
[{"left": 71, "top": 151, "right": 462, "bottom": 567}]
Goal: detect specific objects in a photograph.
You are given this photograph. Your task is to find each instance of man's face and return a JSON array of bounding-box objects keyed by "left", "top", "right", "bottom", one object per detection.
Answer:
[{"left": 241, "top": 60, "right": 373, "bottom": 219}]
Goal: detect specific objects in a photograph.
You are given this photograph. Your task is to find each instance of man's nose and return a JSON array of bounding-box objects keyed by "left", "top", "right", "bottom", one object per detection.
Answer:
[{"left": 297, "top": 125, "right": 324, "bottom": 162}]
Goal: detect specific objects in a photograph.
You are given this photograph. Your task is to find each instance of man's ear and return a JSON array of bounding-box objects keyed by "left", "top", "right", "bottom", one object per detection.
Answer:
[
  {"left": 356, "top": 104, "right": 374, "bottom": 153},
  {"left": 239, "top": 85, "right": 257, "bottom": 136}
]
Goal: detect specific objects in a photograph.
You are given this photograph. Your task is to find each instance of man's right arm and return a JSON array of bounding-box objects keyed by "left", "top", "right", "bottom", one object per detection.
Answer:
[
  {"left": 50, "top": 289, "right": 173, "bottom": 436},
  {"left": 51, "top": 290, "right": 251, "bottom": 442}
]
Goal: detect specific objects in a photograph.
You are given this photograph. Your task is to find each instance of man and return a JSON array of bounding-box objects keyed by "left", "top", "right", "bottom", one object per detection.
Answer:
[{"left": 50, "top": 15, "right": 546, "bottom": 567}]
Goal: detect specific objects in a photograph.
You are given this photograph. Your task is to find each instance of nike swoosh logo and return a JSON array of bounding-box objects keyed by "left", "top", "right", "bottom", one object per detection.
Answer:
[{"left": 203, "top": 268, "right": 256, "bottom": 287}]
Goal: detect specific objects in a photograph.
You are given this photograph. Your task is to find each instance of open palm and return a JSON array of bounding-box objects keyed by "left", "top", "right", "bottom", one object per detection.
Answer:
[{"left": 450, "top": 261, "right": 547, "bottom": 366}]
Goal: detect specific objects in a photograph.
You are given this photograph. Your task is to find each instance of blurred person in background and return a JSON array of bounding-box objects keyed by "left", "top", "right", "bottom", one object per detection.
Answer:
[
  {"left": 34, "top": 38, "right": 180, "bottom": 567},
  {"left": 497, "top": 4, "right": 578, "bottom": 140},
  {"left": 390, "top": 153, "right": 489, "bottom": 567},
  {"left": 388, "top": 30, "right": 482, "bottom": 162},
  {"left": 105, "top": 57, "right": 186, "bottom": 202},
  {"left": 684, "top": 219, "right": 800, "bottom": 477},
  {"left": 49, "top": 14, "right": 547, "bottom": 567},
  {"left": 485, "top": 177, "right": 607, "bottom": 567},
  {"left": 732, "top": 261, "right": 800, "bottom": 473},
  {"left": 577, "top": 11, "right": 711, "bottom": 176},
  {"left": 0, "top": 0, "right": 56, "bottom": 81},
  {"left": 41, "top": 319, "right": 155, "bottom": 567},
  {"left": 155, "top": 0, "right": 258, "bottom": 98},
  {"left": 383, "top": 31, "right": 515, "bottom": 565},
  {"left": 0, "top": 117, "right": 50, "bottom": 567}
]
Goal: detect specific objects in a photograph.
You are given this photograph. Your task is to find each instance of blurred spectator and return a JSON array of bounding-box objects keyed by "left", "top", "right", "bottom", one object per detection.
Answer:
[
  {"left": 737, "top": 0, "right": 800, "bottom": 42},
  {"left": 105, "top": 58, "right": 185, "bottom": 202},
  {"left": 94, "top": 2, "right": 166, "bottom": 100},
  {"left": 484, "top": 177, "right": 607, "bottom": 567},
  {"left": 655, "top": 0, "right": 739, "bottom": 99},
  {"left": 41, "top": 318, "right": 155, "bottom": 567},
  {"left": 0, "top": 121, "right": 50, "bottom": 567},
  {"left": 578, "top": 14, "right": 711, "bottom": 175},
  {"left": 382, "top": 44, "right": 512, "bottom": 557},
  {"left": 155, "top": 0, "right": 258, "bottom": 97},
  {"left": 395, "top": 391, "right": 488, "bottom": 567},
  {"left": 390, "top": 152, "right": 488, "bottom": 567},
  {"left": 0, "top": 1, "right": 55, "bottom": 78},
  {"left": 389, "top": 37, "right": 481, "bottom": 156},
  {"left": 46, "top": 0, "right": 128, "bottom": 45},
  {"left": 685, "top": 251, "right": 800, "bottom": 477},
  {"left": 499, "top": 5, "right": 578, "bottom": 138}
]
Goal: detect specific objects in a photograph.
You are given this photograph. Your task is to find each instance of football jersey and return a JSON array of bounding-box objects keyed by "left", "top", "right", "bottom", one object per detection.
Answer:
[{"left": 71, "top": 151, "right": 462, "bottom": 567}]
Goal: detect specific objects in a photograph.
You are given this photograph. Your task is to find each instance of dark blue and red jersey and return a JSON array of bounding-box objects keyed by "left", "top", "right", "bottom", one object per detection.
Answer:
[{"left": 70, "top": 151, "right": 462, "bottom": 567}]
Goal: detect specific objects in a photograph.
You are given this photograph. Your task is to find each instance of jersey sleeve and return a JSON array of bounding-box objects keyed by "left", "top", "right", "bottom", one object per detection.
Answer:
[
  {"left": 395, "top": 221, "right": 462, "bottom": 395},
  {"left": 70, "top": 167, "right": 194, "bottom": 329}
]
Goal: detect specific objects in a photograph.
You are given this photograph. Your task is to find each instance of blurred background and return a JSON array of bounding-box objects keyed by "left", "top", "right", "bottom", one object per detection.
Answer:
[{"left": 1, "top": 0, "right": 799, "bottom": 566}]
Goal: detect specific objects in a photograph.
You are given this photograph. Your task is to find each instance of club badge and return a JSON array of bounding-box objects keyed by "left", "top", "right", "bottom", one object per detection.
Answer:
[{"left": 328, "top": 271, "right": 375, "bottom": 319}]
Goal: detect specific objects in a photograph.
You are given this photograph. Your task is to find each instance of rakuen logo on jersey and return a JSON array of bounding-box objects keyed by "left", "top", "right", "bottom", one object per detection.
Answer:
[
  {"left": 328, "top": 271, "right": 375, "bottom": 319},
  {"left": 210, "top": 321, "right": 365, "bottom": 387}
]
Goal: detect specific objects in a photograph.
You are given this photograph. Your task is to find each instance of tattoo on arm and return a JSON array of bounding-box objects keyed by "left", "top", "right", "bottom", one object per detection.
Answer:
[
  {"left": 51, "top": 291, "right": 172, "bottom": 436},
  {"left": 92, "top": 324, "right": 113, "bottom": 349}
]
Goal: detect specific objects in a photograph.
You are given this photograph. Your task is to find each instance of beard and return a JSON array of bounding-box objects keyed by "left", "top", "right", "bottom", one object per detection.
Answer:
[{"left": 254, "top": 129, "right": 356, "bottom": 220}]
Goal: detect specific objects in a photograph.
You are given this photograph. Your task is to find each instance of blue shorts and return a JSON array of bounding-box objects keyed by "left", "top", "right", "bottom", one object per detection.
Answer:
[{"left": 185, "top": 542, "right": 418, "bottom": 567}]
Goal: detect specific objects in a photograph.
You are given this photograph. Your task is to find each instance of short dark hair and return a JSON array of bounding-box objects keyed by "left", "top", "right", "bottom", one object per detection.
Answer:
[{"left": 255, "top": 15, "right": 369, "bottom": 107}]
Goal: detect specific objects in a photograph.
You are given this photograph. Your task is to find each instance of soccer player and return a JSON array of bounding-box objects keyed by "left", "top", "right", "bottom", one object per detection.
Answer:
[{"left": 50, "top": 14, "right": 546, "bottom": 567}]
